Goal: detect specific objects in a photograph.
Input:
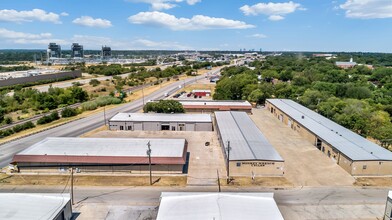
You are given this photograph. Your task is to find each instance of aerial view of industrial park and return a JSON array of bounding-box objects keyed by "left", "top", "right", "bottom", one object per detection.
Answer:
[{"left": 1, "top": 0, "right": 392, "bottom": 220}]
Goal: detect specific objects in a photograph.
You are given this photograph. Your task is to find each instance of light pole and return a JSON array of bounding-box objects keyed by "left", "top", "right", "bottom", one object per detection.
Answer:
[
  {"left": 226, "top": 141, "right": 231, "bottom": 184},
  {"left": 146, "top": 141, "right": 152, "bottom": 185}
]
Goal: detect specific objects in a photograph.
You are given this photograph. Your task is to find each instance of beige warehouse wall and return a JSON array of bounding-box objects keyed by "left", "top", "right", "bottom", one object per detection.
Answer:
[{"left": 229, "top": 161, "right": 284, "bottom": 177}]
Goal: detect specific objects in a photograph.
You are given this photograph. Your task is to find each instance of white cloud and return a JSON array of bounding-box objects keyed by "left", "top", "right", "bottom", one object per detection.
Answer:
[
  {"left": 187, "top": 0, "right": 201, "bottom": 5},
  {"left": 268, "top": 15, "right": 285, "bottom": 21},
  {"left": 60, "top": 12, "right": 69, "bottom": 16},
  {"left": 72, "top": 16, "right": 112, "bottom": 28},
  {"left": 127, "top": 0, "right": 201, "bottom": 10},
  {"left": 240, "top": 1, "right": 304, "bottom": 21},
  {"left": 340, "top": 0, "right": 392, "bottom": 19},
  {"left": 249, "top": 33, "right": 267, "bottom": 38},
  {"left": 71, "top": 34, "right": 191, "bottom": 50},
  {"left": 0, "top": 9, "right": 62, "bottom": 24},
  {"left": 0, "top": 28, "right": 67, "bottom": 45},
  {"left": 128, "top": 11, "right": 255, "bottom": 30}
]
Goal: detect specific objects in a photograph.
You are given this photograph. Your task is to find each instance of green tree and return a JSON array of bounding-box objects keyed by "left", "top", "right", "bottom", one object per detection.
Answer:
[
  {"left": 143, "top": 100, "right": 185, "bottom": 113},
  {"left": 89, "top": 79, "right": 101, "bottom": 87},
  {"left": 61, "top": 107, "right": 77, "bottom": 118}
]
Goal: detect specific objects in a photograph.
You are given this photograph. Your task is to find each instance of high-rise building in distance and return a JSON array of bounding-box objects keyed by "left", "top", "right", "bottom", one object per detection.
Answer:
[
  {"left": 47, "top": 43, "right": 61, "bottom": 58},
  {"left": 101, "top": 46, "right": 111, "bottom": 59},
  {"left": 71, "top": 43, "right": 84, "bottom": 58}
]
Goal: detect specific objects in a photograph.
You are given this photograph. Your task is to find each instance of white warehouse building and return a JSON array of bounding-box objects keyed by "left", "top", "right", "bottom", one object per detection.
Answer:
[{"left": 109, "top": 113, "right": 213, "bottom": 132}]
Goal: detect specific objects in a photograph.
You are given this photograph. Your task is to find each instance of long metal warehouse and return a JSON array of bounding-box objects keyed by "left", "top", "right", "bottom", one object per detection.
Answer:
[
  {"left": 0, "top": 193, "right": 72, "bottom": 220},
  {"left": 157, "top": 192, "right": 284, "bottom": 220},
  {"left": 215, "top": 111, "right": 284, "bottom": 177},
  {"left": 180, "top": 100, "right": 253, "bottom": 114},
  {"left": 266, "top": 99, "right": 392, "bottom": 176},
  {"left": 12, "top": 137, "right": 188, "bottom": 174},
  {"left": 109, "top": 113, "right": 213, "bottom": 131}
]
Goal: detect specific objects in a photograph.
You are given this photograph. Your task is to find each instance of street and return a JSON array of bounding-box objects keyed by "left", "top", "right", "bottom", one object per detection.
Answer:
[
  {"left": 0, "top": 185, "right": 387, "bottom": 219},
  {"left": 0, "top": 73, "right": 210, "bottom": 168}
]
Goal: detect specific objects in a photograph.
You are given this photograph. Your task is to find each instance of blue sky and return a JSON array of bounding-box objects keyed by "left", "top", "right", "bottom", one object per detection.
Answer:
[{"left": 0, "top": 0, "right": 391, "bottom": 52}]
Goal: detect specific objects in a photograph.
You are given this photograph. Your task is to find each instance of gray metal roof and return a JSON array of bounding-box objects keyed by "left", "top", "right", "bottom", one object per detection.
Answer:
[
  {"left": 215, "top": 111, "right": 284, "bottom": 161},
  {"left": 180, "top": 100, "right": 252, "bottom": 107},
  {"left": 110, "top": 113, "right": 212, "bottom": 123},
  {"left": 335, "top": 61, "right": 357, "bottom": 65},
  {"left": 0, "top": 193, "right": 70, "bottom": 220},
  {"left": 267, "top": 99, "right": 392, "bottom": 161},
  {"left": 157, "top": 192, "right": 284, "bottom": 220},
  {"left": 18, "top": 137, "right": 186, "bottom": 158}
]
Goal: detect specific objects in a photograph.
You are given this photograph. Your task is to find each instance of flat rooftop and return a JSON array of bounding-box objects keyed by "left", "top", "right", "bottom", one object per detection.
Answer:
[
  {"left": 215, "top": 111, "right": 284, "bottom": 161},
  {"left": 0, "top": 193, "right": 70, "bottom": 220},
  {"left": 110, "top": 113, "right": 212, "bottom": 123},
  {"left": 180, "top": 100, "right": 252, "bottom": 107},
  {"left": 267, "top": 99, "right": 392, "bottom": 161},
  {"left": 13, "top": 137, "right": 187, "bottom": 165},
  {"left": 157, "top": 192, "right": 284, "bottom": 220}
]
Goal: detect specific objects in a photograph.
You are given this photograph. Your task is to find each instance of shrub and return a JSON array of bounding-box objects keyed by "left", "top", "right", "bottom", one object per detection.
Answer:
[
  {"left": 12, "top": 121, "right": 35, "bottom": 133},
  {"left": 4, "top": 116, "right": 13, "bottom": 124},
  {"left": 89, "top": 79, "right": 101, "bottom": 87},
  {"left": 80, "top": 96, "right": 122, "bottom": 111},
  {"left": 37, "top": 111, "right": 60, "bottom": 125},
  {"left": 61, "top": 107, "right": 77, "bottom": 118}
]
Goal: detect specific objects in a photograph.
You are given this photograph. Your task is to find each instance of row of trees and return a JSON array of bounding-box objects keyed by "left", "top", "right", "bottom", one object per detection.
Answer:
[{"left": 214, "top": 55, "right": 392, "bottom": 148}]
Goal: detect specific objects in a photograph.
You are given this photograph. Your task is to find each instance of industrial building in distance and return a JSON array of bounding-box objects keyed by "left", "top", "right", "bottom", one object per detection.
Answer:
[
  {"left": 157, "top": 192, "right": 284, "bottom": 220},
  {"left": 266, "top": 99, "right": 392, "bottom": 176},
  {"left": 109, "top": 113, "right": 213, "bottom": 131},
  {"left": 215, "top": 111, "right": 284, "bottom": 177},
  {"left": 48, "top": 42, "right": 62, "bottom": 58},
  {"left": 102, "top": 45, "right": 111, "bottom": 59},
  {"left": 180, "top": 100, "right": 253, "bottom": 114},
  {"left": 0, "top": 193, "right": 72, "bottom": 220},
  {"left": 71, "top": 43, "right": 84, "bottom": 58},
  {"left": 12, "top": 137, "right": 188, "bottom": 174}
]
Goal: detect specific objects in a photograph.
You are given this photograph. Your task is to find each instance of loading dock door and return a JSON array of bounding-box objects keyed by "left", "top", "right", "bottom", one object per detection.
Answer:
[
  {"left": 316, "top": 138, "right": 322, "bottom": 150},
  {"left": 161, "top": 124, "right": 170, "bottom": 130}
]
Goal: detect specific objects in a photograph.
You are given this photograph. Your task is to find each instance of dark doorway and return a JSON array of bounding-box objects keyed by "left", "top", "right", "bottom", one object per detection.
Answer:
[
  {"left": 316, "top": 138, "right": 322, "bottom": 150},
  {"left": 161, "top": 125, "right": 170, "bottom": 130}
]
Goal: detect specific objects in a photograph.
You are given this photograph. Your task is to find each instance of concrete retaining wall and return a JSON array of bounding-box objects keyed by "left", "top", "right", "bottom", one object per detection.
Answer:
[{"left": 0, "top": 70, "right": 82, "bottom": 87}]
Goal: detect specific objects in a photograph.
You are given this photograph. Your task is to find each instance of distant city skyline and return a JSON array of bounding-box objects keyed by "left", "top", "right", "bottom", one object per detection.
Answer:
[{"left": 0, "top": 0, "right": 391, "bottom": 52}]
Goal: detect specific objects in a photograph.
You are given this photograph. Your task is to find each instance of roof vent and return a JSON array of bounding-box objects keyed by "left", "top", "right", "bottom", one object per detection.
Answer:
[
  {"left": 371, "top": 152, "right": 373, "bottom": 154},
  {"left": 128, "top": 114, "right": 131, "bottom": 117},
  {"left": 301, "top": 115, "right": 305, "bottom": 119}
]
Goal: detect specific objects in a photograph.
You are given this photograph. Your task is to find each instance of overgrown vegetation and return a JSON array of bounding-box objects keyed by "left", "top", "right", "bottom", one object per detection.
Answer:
[
  {"left": 80, "top": 96, "right": 122, "bottom": 111},
  {"left": 214, "top": 54, "right": 392, "bottom": 149},
  {"left": 0, "top": 65, "right": 34, "bottom": 72},
  {"left": 143, "top": 100, "right": 185, "bottom": 113}
]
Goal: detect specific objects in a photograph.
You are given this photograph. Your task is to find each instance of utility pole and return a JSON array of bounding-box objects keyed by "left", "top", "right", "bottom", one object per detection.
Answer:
[
  {"left": 217, "top": 170, "right": 221, "bottom": 192},
  {"left": 147, "top": 141, "right": 152, "bottom": 185},
  {"left": 226, "top": 141, "right": 231, "bottom": 184},
  {"left": 70, "top": 167, "right": 74, "bottom": 205}
]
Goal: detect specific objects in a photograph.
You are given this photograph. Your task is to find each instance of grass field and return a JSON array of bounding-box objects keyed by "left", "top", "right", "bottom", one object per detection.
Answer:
[{"left": 0, "top": 174, "right": 187, "bottom": 187}]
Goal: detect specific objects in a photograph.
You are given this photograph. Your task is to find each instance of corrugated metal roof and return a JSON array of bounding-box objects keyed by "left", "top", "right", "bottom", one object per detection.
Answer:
[
  {"left": 215, "top": 111, "right": 283, "bottom": 161},
  {"left": 157, "top": 192, "right": 284, "bottom": 220},
  {"left": 336, "top": 62, "right": 357, "bottom": 65},
  {"left": 180, "top": 100, "right": 252, "bottom": 107},
  {"left": 267, "top": 99, "right": 392, "bottom": 161},
  {"left": 0, "top": 193, "right": 70, "bottom": 220},
  {"left": 17, "top": 137, "right": 186, "bottom": 158},
  {"left": 109, "top": 113, "right": 212, "bottom": 123}
]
